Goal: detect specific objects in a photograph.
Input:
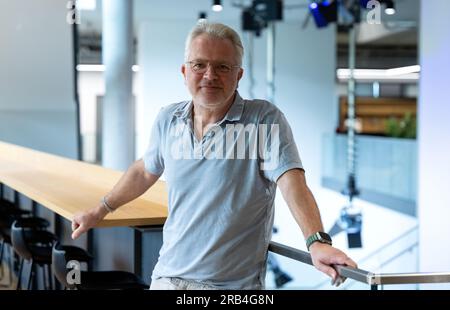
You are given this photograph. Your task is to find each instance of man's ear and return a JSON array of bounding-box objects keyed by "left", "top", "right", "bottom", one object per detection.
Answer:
[
  {"left": 237, "top": 68, "right": 244, "bottom": 82},
  {"left": 181, "top": 64, "right": 186, "bottom": 78},
  {"left": 236, "top": 68, "right": 244, "bottom": 89}
]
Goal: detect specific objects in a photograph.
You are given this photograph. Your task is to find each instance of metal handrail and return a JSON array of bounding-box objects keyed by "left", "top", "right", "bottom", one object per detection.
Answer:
[{"left": 268, "top": 241, "right": 450, "bottom": 287}]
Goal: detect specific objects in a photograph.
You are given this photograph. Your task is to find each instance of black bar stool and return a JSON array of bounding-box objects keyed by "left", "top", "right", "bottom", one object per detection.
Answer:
[
  {"left": 52, "top": 242, "right": 148, "bottom": 290},
  {"left": 1, "top": 199, "right": 48, "bottom": 286},
  {"left": 11, "top": 219, "right": 56, "bottom": 290}
]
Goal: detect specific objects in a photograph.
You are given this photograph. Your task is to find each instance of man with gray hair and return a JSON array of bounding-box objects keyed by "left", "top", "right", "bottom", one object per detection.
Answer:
[{"left": 71, "top": 21, "right": 356, "bottom": 290}]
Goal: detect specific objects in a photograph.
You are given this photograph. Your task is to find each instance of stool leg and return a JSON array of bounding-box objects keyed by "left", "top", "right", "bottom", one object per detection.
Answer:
[
  {"left": 16, "top": 259, "right": 23, "bottom": 290},
  {"left": 0, "top": 243, "right": 13, "bottom": 288},
  {"left": 26, "top": 260, "right": 34, "bottom": 290},
  {"left": 50, "top": 265, "right": 54, "bottom": 290},
  {"left": 46, "top": 264, "right": 53, "bottom": 290},
  {"left": 0, "top": 240, "right": 4, "bottom": 280},
  {"left": 8, "top": 245, "right": 13, "bottom": 287},
  {"left": 41, "top": 265, "right": 47, "bottom": 290}
]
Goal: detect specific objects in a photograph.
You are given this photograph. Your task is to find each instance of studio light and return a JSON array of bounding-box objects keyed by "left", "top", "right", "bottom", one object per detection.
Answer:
[
  {"left": 359, "top": 0, "right": 370, "bottom": 7},
  {"left": 241, "top": 0, "right": 283, "bottom": 36},
  {"left": 309, "top": 0, "right": 337, "bottom": 28}
]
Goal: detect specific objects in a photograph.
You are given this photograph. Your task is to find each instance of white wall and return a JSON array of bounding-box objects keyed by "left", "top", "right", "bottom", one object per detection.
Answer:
[
  {"left": 0, "top": 0, "right": 78, "bottom": 158},
  {"left": 418, "top": 0, "right": 450, "bottom": 289},
  {"left": 78, "top": 71, "right": 141, "bottom": 134},
  {"left": 136, "top": 20, "right": 336, "bottom": 191},
  {"left": 136, "top": 20, "right": 191, "bottom": 158},
  {"left": 273, "top": 24, "right": 337, "bottom": 191},
  {"left": 77, "top": 71, "right": 140, "bottom": 162}
]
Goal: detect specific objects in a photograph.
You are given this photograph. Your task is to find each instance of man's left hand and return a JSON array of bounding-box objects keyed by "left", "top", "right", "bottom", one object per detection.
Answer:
[{"left": 309, "top": 242, "right": 357, "bottom": 287}]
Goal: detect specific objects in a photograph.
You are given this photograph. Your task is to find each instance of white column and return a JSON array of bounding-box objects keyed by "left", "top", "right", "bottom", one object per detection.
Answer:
[
  {"left": 419, "top": 0, "right": 450, "bottom": 288},
  {"left": 102, "top": 0, "right": 134, "bottom": 170}
]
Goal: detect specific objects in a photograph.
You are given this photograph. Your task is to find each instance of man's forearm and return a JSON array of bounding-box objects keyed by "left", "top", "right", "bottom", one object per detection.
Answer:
[
  {"left": 288, "top": 183, "right": 324, "bottom": 239},
  {"left": 277, "top": 169, "right": 324, "bottom": 239},
  {"left": 104, "top": 159, "right": 159, "bottom": 210},
  {"left": 278, "top": 169, "right": 357, "bottom": 283}
]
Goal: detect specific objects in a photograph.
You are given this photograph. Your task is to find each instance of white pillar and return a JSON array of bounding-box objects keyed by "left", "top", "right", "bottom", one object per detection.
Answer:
[
  {"left": 102, "top": 0, "right": 134, "bottom": 170},
  {"left": 418, "top": 0, "right": 450, "bottom": 288}
]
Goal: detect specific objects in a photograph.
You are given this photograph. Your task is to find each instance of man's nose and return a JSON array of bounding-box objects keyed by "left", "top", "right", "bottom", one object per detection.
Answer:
[{"left": 203, "top": 63, "right": 218, "bottom": 79}]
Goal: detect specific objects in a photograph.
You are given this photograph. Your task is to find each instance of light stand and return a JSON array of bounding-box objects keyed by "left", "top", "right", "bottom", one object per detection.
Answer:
[{"left": 328, "top": 22, "right": 363, "bottom": 249}]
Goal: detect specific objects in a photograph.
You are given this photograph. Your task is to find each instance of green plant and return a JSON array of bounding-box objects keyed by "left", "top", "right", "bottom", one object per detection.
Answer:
[{"left": 384, "top": 112, "right": 416, "bottom": 139}]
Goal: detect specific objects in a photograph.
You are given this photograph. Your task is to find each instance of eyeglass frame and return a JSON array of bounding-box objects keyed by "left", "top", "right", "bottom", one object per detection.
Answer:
[{"left": 185, "top": 60, "right": 241, "bottom": 75}]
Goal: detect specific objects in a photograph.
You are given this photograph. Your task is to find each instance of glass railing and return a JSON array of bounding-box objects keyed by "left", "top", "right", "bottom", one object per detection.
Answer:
[{"left": 321, "top": 133, "right": 417, "bottom": 216}]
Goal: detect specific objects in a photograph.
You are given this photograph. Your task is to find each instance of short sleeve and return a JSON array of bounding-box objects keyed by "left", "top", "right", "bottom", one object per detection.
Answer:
[
  {"left": 142, "top": 109, "right": 165, "bottom": 176},
  {"left": 259, "top": 105, "right": 303, "bottom": 183}
]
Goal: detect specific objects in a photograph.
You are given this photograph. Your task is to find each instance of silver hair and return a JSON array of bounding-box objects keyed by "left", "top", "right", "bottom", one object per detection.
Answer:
[{"left": 184, "top": 21, "right": 244, "bottom": 66}]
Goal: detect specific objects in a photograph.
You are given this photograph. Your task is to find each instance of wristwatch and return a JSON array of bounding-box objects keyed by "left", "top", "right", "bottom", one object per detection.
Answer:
[{"left": 306, "top": 232, "right": 332, "bottom": 251}]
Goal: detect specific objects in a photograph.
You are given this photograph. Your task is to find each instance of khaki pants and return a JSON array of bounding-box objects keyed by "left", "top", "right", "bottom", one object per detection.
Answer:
[{"left": 150, "top": 277, "right": 219, "bottom": 290}]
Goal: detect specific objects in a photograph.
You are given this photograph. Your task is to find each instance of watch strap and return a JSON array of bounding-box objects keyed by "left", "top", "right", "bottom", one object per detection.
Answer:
[{"left": 306, "top": 232, "right": 332, "bottom": 251}]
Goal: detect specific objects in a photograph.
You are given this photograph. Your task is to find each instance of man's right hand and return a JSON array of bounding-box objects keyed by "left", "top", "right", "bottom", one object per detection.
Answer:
[{"left": 71, "top": 204, "right": 108, "bottom": 239}]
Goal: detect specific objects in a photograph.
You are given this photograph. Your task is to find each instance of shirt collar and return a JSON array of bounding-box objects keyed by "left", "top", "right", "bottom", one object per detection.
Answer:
[
  {"left": 173, "top": 100, "right": 193, "bottom": 120},
  {"left": 173, "top": 92, "right": 245, "bottom": 122},
  {"left": 223, "top": 92, "right": 245, "bottom": 122}
]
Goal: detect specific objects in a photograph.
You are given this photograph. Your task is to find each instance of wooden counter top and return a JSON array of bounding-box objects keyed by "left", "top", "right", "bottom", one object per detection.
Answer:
[{"left": 0, "top": 141, "right": 168, "bottom": 227}]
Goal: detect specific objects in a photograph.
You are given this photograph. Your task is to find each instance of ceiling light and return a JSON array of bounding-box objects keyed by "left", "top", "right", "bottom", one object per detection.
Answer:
[
  {"left": 386, "top": 65, "right": 421, "bottom": 76},
  {"left": 76, "top": 64, "right": 140, "bottom": 72},
  {"left": 76, "top": 0, "right": 96, "bottom": 11},
  {"left": 198, "top": 12, "right": 207, "bottom": 22},
  {"left": 212, "top": 0, "right": 223, "bottom": 12},
  {"left": 385, "top": 0, "right": 396, "bottom": 15},
  {"left": 337, "top": 66, "right": 420, "bottom": 81}
]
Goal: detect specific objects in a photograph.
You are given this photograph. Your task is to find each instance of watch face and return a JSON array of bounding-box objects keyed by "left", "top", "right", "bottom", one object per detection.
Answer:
[{"left": 318, "top": 232, "right": 332, "bottom": 242}]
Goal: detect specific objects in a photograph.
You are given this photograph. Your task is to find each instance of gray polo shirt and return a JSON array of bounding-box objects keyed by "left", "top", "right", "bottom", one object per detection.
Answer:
[{"left": 143, "top": 92, "right": 303, "bottom": 289}]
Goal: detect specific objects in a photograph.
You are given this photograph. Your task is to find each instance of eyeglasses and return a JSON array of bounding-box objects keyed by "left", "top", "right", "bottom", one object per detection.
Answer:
[{"left": 186, "top": 60, "right": 240, "bottom": 74}]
